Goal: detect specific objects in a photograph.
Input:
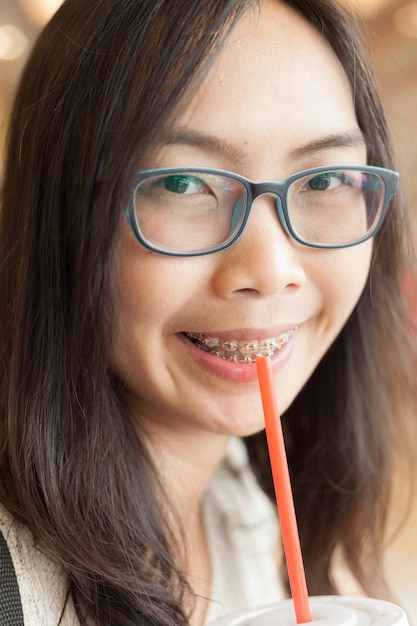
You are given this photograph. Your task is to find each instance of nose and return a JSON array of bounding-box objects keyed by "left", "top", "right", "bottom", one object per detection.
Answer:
[{"left": 211, "top": 194, "right": 306, "bottom": 298}]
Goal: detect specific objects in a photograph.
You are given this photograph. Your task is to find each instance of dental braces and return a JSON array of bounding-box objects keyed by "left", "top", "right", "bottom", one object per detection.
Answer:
[{"left": 186, "top": 330, "right": 293, "bottom": 363}]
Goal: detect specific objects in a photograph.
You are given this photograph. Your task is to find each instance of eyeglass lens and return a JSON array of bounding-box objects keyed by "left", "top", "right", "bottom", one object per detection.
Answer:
[{"left": 133, "top": 169, "right": 385, "bottom": 253}]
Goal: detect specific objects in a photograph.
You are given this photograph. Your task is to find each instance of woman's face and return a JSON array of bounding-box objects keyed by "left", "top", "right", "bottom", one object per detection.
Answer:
[{"left": 112, "top": 0, "right": 372, "bottom": 443}]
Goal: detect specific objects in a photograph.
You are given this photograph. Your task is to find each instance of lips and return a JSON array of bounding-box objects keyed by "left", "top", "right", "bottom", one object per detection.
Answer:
[{"left": 184, "top": 328, "right": 296, "bottom": 363}]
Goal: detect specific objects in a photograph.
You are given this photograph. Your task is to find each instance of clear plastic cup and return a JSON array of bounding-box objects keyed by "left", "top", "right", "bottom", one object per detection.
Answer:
[{"left": 208, "top": 596, "right": 410, "bottom": 625}]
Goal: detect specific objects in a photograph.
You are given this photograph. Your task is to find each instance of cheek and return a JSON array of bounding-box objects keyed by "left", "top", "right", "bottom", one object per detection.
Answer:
[
  {"left": 277, "top": 244, "right": 373, "bottom": 412},
  {"left": 110, "top": 230, "right": 184, "bottom": 389},
  {"left": 114, "top": 228, "right": 178, "bottom": 324},
  {"left": 113, "top": 226, "right": 210, "bottom": 334},
  {"left": 315, "top": 242, "right": 373, "bottom": 323}
]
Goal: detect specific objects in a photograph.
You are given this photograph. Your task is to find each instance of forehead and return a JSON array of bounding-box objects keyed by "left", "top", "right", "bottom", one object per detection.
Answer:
[{"left": 168, "top": 0, "right": 360, "bottom": 174}]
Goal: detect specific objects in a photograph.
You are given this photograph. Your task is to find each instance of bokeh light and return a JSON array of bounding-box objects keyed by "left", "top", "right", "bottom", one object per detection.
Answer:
[{"left": 18, "top": 0, "right": 64, "bottom": 27}]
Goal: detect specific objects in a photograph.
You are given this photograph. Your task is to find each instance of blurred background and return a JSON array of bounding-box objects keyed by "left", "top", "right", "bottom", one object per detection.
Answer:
[{"left": 0, "top": 0, "right": 416, "bottom": 238}]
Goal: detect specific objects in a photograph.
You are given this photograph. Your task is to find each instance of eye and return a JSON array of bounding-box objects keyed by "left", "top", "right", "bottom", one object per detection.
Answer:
[
  {"left": 306, "top": 172, "right": 343, "bottom": 191},
  {"left": 159, "top": 175, "right": 208, "bottom": 195}
]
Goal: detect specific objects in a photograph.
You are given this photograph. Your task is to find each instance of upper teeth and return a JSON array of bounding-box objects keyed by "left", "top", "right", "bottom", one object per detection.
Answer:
[{"left": 186, "top": 329, "right": 295, "bottom": 363}]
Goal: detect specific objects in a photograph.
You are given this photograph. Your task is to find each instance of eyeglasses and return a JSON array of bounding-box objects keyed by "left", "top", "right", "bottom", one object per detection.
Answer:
[{"left": 126, "top": 165, "right": 399, "bottom": 257}]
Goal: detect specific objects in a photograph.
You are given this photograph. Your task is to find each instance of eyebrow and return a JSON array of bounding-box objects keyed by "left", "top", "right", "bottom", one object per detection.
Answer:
[
  {"left": 158, "top": 127, "right": 366, "bottom": 163},
  {"left": 159, "top": 128, "right": 247, "bottom": 163},
  {"left": 288, "top": 129, "right": 366, "bottom": 160}
]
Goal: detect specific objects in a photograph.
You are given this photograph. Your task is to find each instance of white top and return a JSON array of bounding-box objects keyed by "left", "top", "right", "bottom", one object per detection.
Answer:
[
  {"left": 204, "top": 438, "right": 284, "bottom": 622},
  {"left": 0, "top": 437, "right": 285, "bottom": 625}
]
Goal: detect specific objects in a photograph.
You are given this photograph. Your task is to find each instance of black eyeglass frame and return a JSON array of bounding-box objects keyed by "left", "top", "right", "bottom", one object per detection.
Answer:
[{"left": 126, "top": 165, "right": 400, "bottom": 257}]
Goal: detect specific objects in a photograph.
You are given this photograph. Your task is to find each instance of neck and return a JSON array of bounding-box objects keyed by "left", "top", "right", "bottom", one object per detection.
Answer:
[
  {"left": 150, "top": 428, "right": 230, "bottom": 520},
  {"left": 147, "top": 429, "right": 230, "bottom": 626}
]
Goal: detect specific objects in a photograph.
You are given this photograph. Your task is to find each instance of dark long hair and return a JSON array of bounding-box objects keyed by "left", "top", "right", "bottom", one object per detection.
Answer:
[{"left": 0, "top": 0, "right": 416, "bottom": 624}]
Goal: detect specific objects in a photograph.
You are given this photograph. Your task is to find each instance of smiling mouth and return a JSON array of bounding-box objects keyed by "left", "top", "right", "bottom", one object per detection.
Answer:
[{"left": 184, "top": 329, "right": 296, "bottom": 363}]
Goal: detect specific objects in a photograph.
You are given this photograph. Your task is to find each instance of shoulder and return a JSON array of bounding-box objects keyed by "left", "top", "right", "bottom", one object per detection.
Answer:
[{"left": 0, "top": 502, "right": 79, "bottom": 625}]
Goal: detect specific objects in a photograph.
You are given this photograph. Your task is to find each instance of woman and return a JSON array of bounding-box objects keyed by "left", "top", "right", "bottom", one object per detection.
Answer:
[{"left": 0, "top": 0, "right": 416, "bottom": 624}]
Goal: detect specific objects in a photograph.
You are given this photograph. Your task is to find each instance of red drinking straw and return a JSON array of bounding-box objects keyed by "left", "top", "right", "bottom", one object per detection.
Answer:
[{"left": 256, "top": 355, "right": 312, "bottom": 624}]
